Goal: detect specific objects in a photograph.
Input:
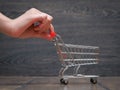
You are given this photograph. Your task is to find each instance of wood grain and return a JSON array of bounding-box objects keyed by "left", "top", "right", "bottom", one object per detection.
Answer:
[{"left": 0, "top": 0, "right": 120, "bottom": 76}]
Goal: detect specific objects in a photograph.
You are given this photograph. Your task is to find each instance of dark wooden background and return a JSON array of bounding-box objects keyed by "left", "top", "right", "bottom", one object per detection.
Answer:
[{"left": 0, "top": 0, "right": 120, "bottom": 76}]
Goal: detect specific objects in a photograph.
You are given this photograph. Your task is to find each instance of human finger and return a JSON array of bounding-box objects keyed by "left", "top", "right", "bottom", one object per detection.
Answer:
[{"left": 34, "top": 13, "right": 53, "bottom": 33}]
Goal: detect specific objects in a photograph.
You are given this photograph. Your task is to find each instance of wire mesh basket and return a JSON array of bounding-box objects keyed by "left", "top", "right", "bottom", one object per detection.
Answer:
[{"left": 53, "top": 34, "right": 99, "bottom": 85}]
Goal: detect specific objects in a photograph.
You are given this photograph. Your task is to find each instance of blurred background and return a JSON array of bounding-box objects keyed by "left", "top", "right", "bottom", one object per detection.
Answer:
[{"left": 0, "top": 0, "right": 120, "bottom": 76}]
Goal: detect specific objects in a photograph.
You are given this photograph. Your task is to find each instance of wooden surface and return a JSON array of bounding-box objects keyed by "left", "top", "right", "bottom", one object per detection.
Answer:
[
  {"left": 0, "top": 0, "right": 120, "bottom": 76},
  {"left": 0, "top": 76, "right": 120, "bottom": 90}
]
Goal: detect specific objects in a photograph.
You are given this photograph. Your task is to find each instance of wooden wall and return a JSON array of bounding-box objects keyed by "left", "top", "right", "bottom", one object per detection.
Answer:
[{"left": 0, "top": 0, "right": 120, "bottom": 76}]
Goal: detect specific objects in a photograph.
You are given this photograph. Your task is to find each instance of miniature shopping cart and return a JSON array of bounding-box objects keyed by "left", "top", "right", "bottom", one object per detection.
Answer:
[
  {"left": 53, "top": 34, "right": 99, "bottom": 85},
  {"left": 34, "top": 22, "right": 99, "bottom": 85}
]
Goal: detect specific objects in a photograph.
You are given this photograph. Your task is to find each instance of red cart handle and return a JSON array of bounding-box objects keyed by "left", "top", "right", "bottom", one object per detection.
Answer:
[
  {"left": 50, "top": 29, "right": 56, "bottom": 38},
  {"left": 34, "top": 22, "right": 56, "bottom": 39}
]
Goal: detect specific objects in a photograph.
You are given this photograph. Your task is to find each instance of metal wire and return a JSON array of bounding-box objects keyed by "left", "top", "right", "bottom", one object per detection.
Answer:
[{"left": 53, "top": 34, "right": 99, "bottom": 80}]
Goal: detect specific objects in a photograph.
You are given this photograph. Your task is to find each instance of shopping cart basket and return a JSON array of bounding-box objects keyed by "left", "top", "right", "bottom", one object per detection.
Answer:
[{"left": 52, "top": 34, "right": 99, "bottom": 85}]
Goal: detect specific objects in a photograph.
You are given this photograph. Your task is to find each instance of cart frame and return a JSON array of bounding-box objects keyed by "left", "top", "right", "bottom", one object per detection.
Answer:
[{"left": 53, "top": 35, "right": 99, "bottom": 85}]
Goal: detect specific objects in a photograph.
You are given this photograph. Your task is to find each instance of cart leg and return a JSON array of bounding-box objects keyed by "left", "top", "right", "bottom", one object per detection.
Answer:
[
  {"left": 59, "top": 66, "right": 68, "bottom": 77},
  {"left": 73, "top": 65, "right": 81, "bottom": 76},
  {"left": 59, "top": 66, "right": 69, "bottom": 85}
]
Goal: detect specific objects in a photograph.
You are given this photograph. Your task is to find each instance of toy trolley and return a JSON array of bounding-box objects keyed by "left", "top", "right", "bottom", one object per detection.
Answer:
[{"left": 52, "top": 34, "right": 99, "bottom": 85}]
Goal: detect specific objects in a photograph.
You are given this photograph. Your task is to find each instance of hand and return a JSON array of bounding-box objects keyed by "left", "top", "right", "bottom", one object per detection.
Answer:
[{"left": 0, "top": 8, "right": 55, "bottom": 40}]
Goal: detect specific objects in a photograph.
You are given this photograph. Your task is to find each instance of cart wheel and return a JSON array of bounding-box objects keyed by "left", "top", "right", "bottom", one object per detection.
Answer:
[
  {"left": 90, "top": 78, "right": 97, "bottom": 84},
  {"left": 60, "top": 78, "right": 68, "bottom": 85}
]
